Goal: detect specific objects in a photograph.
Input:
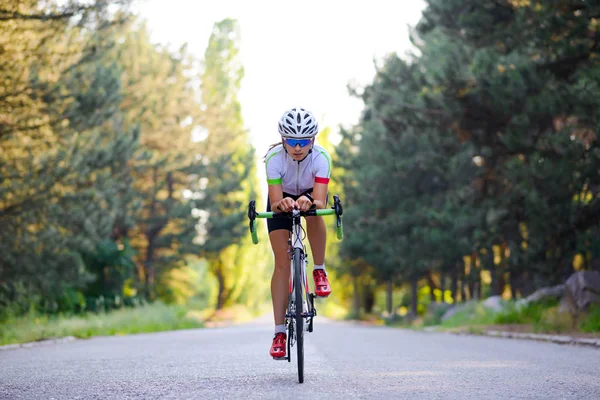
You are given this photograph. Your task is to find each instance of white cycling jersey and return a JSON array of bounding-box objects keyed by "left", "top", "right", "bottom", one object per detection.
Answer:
[{"left": 265, "top": 143, "right": 331, "bottom": 195}]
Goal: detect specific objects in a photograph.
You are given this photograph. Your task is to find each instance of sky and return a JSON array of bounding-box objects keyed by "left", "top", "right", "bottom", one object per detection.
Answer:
[{"left": 133, "top": 0, "right": 426, "bottom": 188}]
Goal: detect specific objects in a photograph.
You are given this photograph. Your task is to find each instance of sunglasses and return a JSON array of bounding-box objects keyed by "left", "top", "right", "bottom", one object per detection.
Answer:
[{"left": 284, "top": 138, "right": 312, "bottom": 148}]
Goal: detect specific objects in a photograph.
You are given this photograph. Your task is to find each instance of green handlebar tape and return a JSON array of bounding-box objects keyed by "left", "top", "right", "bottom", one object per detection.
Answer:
[
  {"left": 256, "top": 212, "right": 274, "bottom": 218},
  {"left": 251, "top": 220, "right": 258, "bottom": 244},
  {"left": 252, "top": 209, "right": 342, "bottom": 240},
  {"left": 336, "top": 220, "right": 343, "bottom": 240},
  {"left": 256, "top": 209, "right": 335, "bottom": 218},
  {"left": 315, "top": 209, "right": 335, "bottom": 216}
]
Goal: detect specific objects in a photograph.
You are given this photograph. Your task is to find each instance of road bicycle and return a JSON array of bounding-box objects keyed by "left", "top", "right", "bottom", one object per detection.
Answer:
[{"left": 247, "top": 195, "right": 343, "bottom": 384}]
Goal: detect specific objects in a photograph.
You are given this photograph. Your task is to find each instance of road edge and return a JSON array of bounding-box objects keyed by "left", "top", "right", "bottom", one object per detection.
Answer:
[
  {"left": 444, "top": 328, "right": 600, "bottom": 349},
  {"left": 0, "top": 336, "right": 77, "bottom": 351}
]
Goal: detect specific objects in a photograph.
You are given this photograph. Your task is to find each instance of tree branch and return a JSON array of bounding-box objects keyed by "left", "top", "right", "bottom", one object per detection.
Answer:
[{"left": 0, "top": 7, "right": 87, "bottom": 21}]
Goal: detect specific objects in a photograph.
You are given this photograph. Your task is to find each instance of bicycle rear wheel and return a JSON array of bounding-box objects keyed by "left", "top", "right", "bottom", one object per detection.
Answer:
[{"left": 293, "top": 247, "right": 304, "bottom": 383}]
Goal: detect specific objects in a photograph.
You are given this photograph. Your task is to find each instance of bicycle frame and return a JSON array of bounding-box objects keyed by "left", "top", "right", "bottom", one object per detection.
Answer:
[
  {"left": 247, "top": 195, "right": 343, "bottom": 383},
  {"left": 288, "top": 210, "right": 309, "bottom": 317}
]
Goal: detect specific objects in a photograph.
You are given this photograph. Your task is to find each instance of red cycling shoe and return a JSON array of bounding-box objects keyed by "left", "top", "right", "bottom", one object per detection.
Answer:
[
  {"left": 270, "top": 332, "right": 286, "bottom": 359},
  {"left": 313, "top": 269, "right": 332, "bottom": 297}
]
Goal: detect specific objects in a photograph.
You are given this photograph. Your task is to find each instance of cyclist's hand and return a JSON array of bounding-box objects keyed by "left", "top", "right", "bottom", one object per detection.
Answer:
[
  {"left": 277, "top": 197, "right": 296, "bottom": 212},
  {"left": 297, "top": 195, "right": 313, "bottom": 211}
]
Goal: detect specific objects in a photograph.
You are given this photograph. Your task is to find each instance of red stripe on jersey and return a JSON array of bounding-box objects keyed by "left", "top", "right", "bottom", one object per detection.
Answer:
[{"left": 315, "top": 177, "right": 330, "bottom": 184}]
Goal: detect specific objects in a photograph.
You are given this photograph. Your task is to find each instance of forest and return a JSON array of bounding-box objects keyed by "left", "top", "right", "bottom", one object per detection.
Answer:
[{"left": 1, "top": 0, "right": 599, "bottom": 343}]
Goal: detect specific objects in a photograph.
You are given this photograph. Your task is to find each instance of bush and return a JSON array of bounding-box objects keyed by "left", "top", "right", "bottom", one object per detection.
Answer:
[
  {"left": 494, "top": 298, "right": 560, "bottom": 325},
  {"left": 423, "top": 303, "right": 453, "bottom": 326},
  {"left": 439, "top": 302, "right": 497, "bottom": 328},
  {"left": 579, "top": 304, "right": 600, "bottom": 333},
  {"left": 0, "top": 301, "right": 203, "bottom": 346},
  {"left": 534, "top": 307, "right": 574, "bottom": 334}
]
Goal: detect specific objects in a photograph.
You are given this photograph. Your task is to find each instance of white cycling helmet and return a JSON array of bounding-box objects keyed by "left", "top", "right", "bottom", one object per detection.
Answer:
[{"left": 277, "top": 107, "right": 319, "bottom": 138}]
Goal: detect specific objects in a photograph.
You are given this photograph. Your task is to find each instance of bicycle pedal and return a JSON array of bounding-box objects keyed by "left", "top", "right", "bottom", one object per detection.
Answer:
[{"left": 272, "top": 356, "right": 288, "bottom": 361}]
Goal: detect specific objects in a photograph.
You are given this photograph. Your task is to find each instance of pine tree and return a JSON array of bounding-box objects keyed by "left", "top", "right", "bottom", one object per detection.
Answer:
[{"left": 195, "top": 19, "right": 266, "bottom": 310}]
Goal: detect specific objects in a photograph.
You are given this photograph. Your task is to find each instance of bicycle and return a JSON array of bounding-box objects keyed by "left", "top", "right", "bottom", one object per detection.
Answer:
[{"left": 247, "top": 195, "right": 344, "bottom": 384}]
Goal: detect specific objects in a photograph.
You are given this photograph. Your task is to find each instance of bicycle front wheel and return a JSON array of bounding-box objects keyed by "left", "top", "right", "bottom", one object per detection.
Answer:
[{"left": 293, "top": 247, "right": 304, "bottom": 384}]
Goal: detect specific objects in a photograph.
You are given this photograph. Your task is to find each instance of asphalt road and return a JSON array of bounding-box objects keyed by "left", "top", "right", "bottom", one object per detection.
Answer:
[{"left": 1, "top": 315, "right": 599, "bottom": 399}]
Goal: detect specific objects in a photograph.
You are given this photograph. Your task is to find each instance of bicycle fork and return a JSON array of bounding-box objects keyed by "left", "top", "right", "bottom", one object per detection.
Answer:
[{"left": 286, "top": 212, "right": 317, "bottom": 329}]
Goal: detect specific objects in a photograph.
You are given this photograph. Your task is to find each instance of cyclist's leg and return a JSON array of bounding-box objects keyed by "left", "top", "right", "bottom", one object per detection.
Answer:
[
  {"left": 305, "top": 191, "right": 328, "bottom": 266},
  {"left": 305, "top": 194, "right": 331, "bottom": 297},
  {"left": 305, "top": 215, "right": 326, "bottom": 265},
  {"left": 269, "top": 230, "right": 290, "bottom": 326},
  {"left": 266, "top": 195, "right": 293, "bottom": 358},
  {"left": 266, "top": 195, "right": 293, "bottom": 327}
]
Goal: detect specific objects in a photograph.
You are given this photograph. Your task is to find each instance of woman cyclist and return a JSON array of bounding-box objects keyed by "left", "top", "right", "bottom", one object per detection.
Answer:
[{"left": 264, "top": 107, "right": 332, "bottom": 359}]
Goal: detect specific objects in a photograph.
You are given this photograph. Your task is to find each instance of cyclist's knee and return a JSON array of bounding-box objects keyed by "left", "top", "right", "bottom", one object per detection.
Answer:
[
  {"left": 271, "top": 245, "right": 290, "bottom": 272},
  {"left": 273, "top": 255, "right": 290, "bottom": 272}
]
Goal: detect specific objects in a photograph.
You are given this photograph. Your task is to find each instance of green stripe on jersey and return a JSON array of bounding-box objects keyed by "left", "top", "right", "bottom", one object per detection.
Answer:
[{"left": 320, "top": 150, "right": 331, "bottom": 177}]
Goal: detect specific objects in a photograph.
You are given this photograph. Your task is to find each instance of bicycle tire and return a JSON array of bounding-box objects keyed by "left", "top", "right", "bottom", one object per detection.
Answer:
[
  {"left": 293, "top": 247, "right": 304, "bottom": 383},
  {"left": 286, "top": 313, "right": 292, "bottom": 363}
]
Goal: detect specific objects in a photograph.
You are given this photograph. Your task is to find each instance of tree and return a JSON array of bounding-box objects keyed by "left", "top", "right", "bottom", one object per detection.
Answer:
[
  {"left": 0, "top": 0, "right": 135, "bottom": 315},
  {"left": 101, "top": 22, "right": 205, "bottom": 301},
  {"left": 195, "top": 19, "right": 267, "bottom": 310}
]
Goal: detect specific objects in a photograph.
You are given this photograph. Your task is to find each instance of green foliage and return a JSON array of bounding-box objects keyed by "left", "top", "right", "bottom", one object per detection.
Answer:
[
  {"left": 494, "top": 301, "right": 552, "bottom": 325},
  {"left": 336, "top": 0, "right": 600, "bottom": 317},
  {"left": 82, "top": 239, "right": 136, "bottom": 300},
  {"left": 422, "top": 303, "right": 453, "bottom": 326},
  {"left": 0, "top": 302, "right": 203, "bottom": 346},
  {"left": 0, "top": 0, "right": 138, "bottom": 316},
  {"left": 195, "top": 18, "right": 269, "bottom": 310},
  {"left": 439, "top": 302, "right": 498, "bottom": 328},
  {"left": 579, "top": 305, "right": 600, "bottom": 333},
  {"left": 0, "top": 7, "right": 265, "bottom": 320}
]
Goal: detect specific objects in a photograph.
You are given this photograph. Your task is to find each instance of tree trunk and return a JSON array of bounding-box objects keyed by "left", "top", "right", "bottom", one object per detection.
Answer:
[
  {"left": 504, "top": 220, "right": 524, "bottom": 298},
  {"left": 509, "top": 269, "right": 518, "bottom": 300},
  {"left": 498, "top": 272, "right": 506, "bottom": 298},
  {"left": 410, "top": 278, "right": 418, "bottom": 316},
  {"left": 386, "top": 279, "right": 393, "bottom": 315},
  {"left": 440, "top": 269, "right": 446, "bottom": 303},
  {"left": 485, "top": 246, "right": 500, "bottom": 296},
  {"left": 460, "top": 261, "right": 468, "bottom": 302},
  {"left": 144, "top": 238, "right": 156, "bottom": 301},
  {"left": 427, "top": 271, "right": 438, "bottom": 303},
  {"left": 214, "top": 263, "right": 227, "bottom": 310},
  {"left": 498, "top": 242, "right": 507, "bottom": 296},
  {"left": 363, "top": 284, "right": 375, "bottom": 314},
  {"left": 467, "top": 268, "right": 475, "bottom": 301},
  {"left": 352, "top": 275, "right": 360, "bottom": 318},
  {"left": 451, "top": 262, "right": 458, "bottom": 303},
  {"left": 472, "top": 257, "right": 481, "bottom": 300},
  {"left": 460, "top": 279, "right": 468, "bottom": 302}
]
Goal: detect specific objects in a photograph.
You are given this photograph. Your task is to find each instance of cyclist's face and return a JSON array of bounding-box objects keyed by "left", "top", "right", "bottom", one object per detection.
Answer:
[{"left": 284, "top": 138, "right": 313, "bottom": 160}]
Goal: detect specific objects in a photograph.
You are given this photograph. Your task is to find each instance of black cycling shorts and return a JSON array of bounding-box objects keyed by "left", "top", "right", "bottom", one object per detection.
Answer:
[{"left": 266, "top": 191, "right": 327, "bottom": 233}]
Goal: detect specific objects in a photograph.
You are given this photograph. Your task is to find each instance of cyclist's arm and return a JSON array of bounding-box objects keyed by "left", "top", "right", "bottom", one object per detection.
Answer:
[
  {"left": 266, "top": 150, "right": 295, "bottom": 212},
  {"left": 311, "top": 182, "right": 328, "bottom": 209},
  {"left": 268, "top": 183, "right": 297, "bottom": 212},
  {"left": 268, "top": 184, "right": 284, "bottom": 211},
  {"left": 312, "top": 148, "right": 331, "bottom": 209}
]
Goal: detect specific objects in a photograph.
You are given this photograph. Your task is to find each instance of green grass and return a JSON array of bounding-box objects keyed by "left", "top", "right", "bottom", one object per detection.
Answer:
[
  {"left": 438, "top": 302, "right": 498, "bottom": 329},
  {"left": 426, "top": 298, "right": 600, "bottom": 335},
  {"left": 0, "top": 302, "right": 204, "bottom": 346},
  {"left": 579, "top": 305, "right": 600, "bottom": 333}
]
